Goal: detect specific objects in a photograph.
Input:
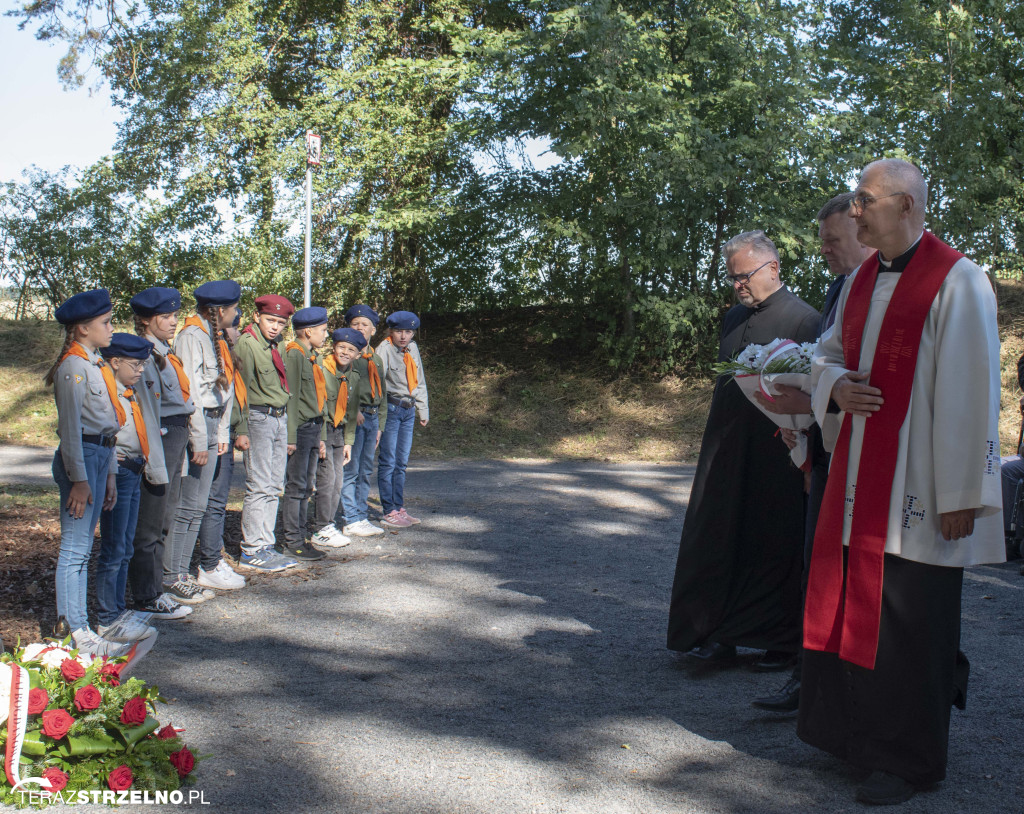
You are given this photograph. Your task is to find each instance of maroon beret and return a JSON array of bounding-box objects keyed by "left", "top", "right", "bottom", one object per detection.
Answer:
[{"left": 255, "top": 294, "right": 295, "bottom": 318}]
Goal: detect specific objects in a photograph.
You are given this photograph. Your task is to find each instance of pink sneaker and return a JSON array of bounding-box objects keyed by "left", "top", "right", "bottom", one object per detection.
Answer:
[
  {"left": 398, "top": 508, "right": 421, "bottom": 525},
  {"left": 382, "top": 510, "right": 412, "bottom": 529}
]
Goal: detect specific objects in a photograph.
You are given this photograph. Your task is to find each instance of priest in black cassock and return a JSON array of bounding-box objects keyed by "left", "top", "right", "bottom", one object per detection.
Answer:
[{"left": 667, "top": 230, "right": 819, "bottom": 666}]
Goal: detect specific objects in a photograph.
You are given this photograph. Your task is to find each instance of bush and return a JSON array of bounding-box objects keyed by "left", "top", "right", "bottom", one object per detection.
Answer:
[{"left": 598, "top": 293, "right": 722, "bottom": 376}]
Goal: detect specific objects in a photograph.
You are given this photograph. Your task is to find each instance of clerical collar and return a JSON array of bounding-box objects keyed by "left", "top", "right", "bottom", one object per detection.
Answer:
[{"left": 879, "top": 232, "right": 924, "bottom": 274}]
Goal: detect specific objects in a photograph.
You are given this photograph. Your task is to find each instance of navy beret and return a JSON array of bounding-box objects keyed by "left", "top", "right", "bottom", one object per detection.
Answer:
[
  {"left": 100, "top": 332, "right": 154, "bottom": 361},
  {"left": 194, "top": 280, "right": 241, "bottom": 309},
  {"left": 292, "top": 306, "right": 328, "bottom": 330},
  {"left": 331, "top": 327, "right": 368, "bottom": 350},
  {"left": 344, "top": 304, "right": 379, "bottom": 327},
  {"left": 129, "top": 287, "right": 181, "bottom": 317},
  {"left": 55, "top": 289, "right": 112, "bottom": 325},
  {"left": 386, "top": 310, "right": 420, "bottom": 331}
]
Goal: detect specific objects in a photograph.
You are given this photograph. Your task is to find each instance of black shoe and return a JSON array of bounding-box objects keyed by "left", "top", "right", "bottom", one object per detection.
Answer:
[
  {"left": 686, "top": 642, "right": 737, "bottom": 663},
  {"left": 285, "top": 543, "right": 326, "bottom": 561},
  {"left": 752, "top": 649, "right": 798, "bottom": 672},
  {"left": 752, "top": 677, "right": 801, "bottom": 711},
  {"left": 855, "top": 771, "right": 917, "bottom": 805}
]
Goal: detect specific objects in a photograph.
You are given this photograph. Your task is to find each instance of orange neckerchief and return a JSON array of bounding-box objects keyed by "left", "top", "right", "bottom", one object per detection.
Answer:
[
  {"left": 182, "top": 314, "right": 234, "bottom": 389},
  {"left": 322, "top": 356, "right": 349, "bottom": 428},
  {"left": 233, "top": 367, "right": 248, "bottom": 410},
  {"left": 122, "top": 387, "right": 150, "bottom": 460},
  {"left": 165, "top": 352, "right": 191, "bottom": 401},
  {"left": 384, "top": 336, "right": 418, "bottom": 395},
  {"left": 361, "top": 350, "right": 382, "bottom": 399},
  {"left": 61, "top": 343, "right": 127, "bottom": 426},
  {"left": 286, "top": 341, "right": 326, "bottom": 411}
]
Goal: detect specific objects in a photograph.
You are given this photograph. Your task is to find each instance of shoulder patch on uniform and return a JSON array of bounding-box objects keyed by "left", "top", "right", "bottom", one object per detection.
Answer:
[
  {"left": 146, "top": 380, "right": 154, "bottom": 389},
  {"left": 74, "top": 374, "right": 83, "bottom": 383}
]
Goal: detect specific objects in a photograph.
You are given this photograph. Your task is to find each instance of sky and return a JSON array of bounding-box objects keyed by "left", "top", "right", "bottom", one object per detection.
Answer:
[{"left": 0, "top": 16, "right": 122, "bottom": 183}]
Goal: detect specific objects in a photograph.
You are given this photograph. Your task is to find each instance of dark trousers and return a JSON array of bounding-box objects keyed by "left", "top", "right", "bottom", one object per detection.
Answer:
[
  {"left": 315, "top": 423, "right": 346, "bottom": 531},
  {"left": 281, "top": 420, "right": 322, "bottom": 547},
  {"left": 193, "top": 446, "right": 234, "bottom": 574},
  {"left": 128, "top": 422, "right": 188, "bottom": 605}
]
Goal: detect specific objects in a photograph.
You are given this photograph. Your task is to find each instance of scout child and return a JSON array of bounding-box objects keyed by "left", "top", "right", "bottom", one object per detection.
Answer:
[
  {"left": 129, "top": 287, "right": 194, "bottom": 620},
  {"left": 47, "top": 288, "right": 133, "bottom": 656},
  {"left": 193, "top": 312, "right": 249, "bottom": 589},
  {"left": 165, "top": 280, "right": 242, "bottom": 602},
  {"left": 311, "top": 327, "right": 363, "bottom": 548},
  {"left": 234, "top": 294, "right": 299, "bottom": 572},
  {"left": 376, "top": 310, "right": 428, "bottom": 529},
  {"left": 96, "top": 333, "right": 160, "bottom": 644},
  {"left": 281, "top": 306, "right": 331, "bottom": 561},
  {"left": 340, "top": 305, "right": 386, "bottom": 537}
]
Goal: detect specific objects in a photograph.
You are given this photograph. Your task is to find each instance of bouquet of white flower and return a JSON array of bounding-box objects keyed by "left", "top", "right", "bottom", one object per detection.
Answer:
[{"left": 712, "top": 338, "right": 817, "bottom": 468}]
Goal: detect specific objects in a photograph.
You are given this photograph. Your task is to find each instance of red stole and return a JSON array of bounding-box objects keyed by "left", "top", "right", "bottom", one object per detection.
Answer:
[{"left": 803, "top": 231, "right": 963, "bottom": 669}]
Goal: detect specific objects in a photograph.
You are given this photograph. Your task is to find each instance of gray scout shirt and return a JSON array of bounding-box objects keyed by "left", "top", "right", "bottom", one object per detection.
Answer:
[
  {"left": 114, "top": 381, "right": 147, "bottom": 462},
  {"left": 54, "top": 345, "right": 120, "bottom": 481},
  {"left": 376, "top": 338, "right": 429, "bottom": 422},
  {"left": 173, "top": 318, "right": 234, "bottom": 450}
]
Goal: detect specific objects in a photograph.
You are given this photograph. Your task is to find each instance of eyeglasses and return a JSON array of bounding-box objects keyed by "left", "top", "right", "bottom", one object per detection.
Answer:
[
  {"left": 850, "top": 192, "right": 905, "bottom": 212},
  {"left": 726, "top": 259, "right": 773, "bottom": 287},
  {"left": 117, "top": 359, "right": 147, "bottom": 371}
]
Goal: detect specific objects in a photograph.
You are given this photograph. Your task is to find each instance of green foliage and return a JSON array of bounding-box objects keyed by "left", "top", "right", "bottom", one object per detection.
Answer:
[
  {"left": 598, "top": 293, "right": 724, "bottom": 375},
  {"left": 7, "top": 0, "right": 1024, "bottom": 375}
]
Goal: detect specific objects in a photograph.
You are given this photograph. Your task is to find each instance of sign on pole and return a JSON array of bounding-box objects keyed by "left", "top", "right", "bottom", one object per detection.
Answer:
[
  {"left": 306, "top": 132, "right": 321, "bottom": 166},
  {"left": 303, "top": 131, "right": 320, "bottom": 307}
]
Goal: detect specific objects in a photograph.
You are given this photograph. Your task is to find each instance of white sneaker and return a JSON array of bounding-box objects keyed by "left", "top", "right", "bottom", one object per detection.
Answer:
[
  {"left": 97, "top": 611, "right": 158, "bottom": 643},
  {"left": 343, "top": 519, "right": 384, "bottom": 537},
  {"left": 197, "top": 560, "right": 247, "bottom": 590},
  {"left": 312, "top": 523, "right": 351, "bottom": 548},
  {"left": 72, "top": 627, "right": 135, "bottom": 658}
]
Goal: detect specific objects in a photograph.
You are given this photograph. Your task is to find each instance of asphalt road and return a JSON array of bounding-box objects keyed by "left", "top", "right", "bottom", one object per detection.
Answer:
[{"left": 2, "top": 449, "right": 1021, "bottom": 812}]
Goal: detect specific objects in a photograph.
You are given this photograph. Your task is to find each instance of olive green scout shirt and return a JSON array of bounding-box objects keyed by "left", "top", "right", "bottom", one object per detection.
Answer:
[
  {"left": 323, "top": 361, "right": 361, "bottom": 446},
  {"left": 235, "top": 326, "right": 289, "bottom": 437},
  {"left": 285, "top": 341, "right": 327, "bottom": 444}
]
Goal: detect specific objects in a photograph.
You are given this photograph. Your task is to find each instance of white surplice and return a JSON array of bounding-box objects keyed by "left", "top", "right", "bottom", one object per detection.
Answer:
[{"left": 811, "top": 256, "right": 1004, "bottom": 568}]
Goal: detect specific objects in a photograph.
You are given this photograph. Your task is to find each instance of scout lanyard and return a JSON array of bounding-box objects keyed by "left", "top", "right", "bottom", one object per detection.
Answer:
[
  {"left": 60, "top": 343, "right": 126, "bottom": 426},
  {"left": 122, "top": 387, "right": 150, "bottom": 460},
  {"left": 383, "top": 336, "right": 418, "bottom": 394}
]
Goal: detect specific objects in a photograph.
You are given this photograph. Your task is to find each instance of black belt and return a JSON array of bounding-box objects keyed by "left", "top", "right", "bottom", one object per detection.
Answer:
[
  {"left": 387, "top": 394, "right": 415, "bottom": 409},
  {"left": 204, "top": 406, "right": 225, "bottom": 418},
  {"left": 301, "top": 416, "right": 324, "bottom": 427},
  {"left": 82, "top": 433, "right": 118, "bottom": 448},
  {"left": 161, "top": 414, "right": 189, "bottom": 427},
  {"left": 250, "top": 404, "right": 286, "bottom": 417},
  {"left": 117, "top": 456, "right": 146, "bottom": 475},
  {"left": 360, "top": 405, "right": 379, "bottom": 415}
]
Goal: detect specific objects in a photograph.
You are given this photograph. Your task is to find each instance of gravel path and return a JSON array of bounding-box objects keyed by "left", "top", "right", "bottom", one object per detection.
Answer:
[{"left": 2, "top": 450, "right": 1021, "bottom": 812}]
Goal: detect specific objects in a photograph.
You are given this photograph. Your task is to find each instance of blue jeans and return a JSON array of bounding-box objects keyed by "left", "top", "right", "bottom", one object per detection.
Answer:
[
  {"left": 339, "top": 410, "right": 380, "bottom": 526},
  {"left": 53, "top": 442, "right": 110, "bottom": 631},
  {"left": 195, "top": 446, "right": 233, "bottom": 573},
  {"left": 97, "top": 462, "right": 143, "bottom": 626},
  {"left": 377, "top": 402, "right": 414, "bottom": 515},
  {"left": 166, "top": 414, "right": 219, "bottom": 583}
]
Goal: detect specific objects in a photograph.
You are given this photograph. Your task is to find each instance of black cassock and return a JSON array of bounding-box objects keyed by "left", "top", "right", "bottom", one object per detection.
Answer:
[{"left": 667, "top": 285, "right": 819, "bottom": 653}]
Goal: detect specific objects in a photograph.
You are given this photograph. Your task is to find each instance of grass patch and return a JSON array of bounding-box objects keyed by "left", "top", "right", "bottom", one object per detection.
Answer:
[{"left": 0, "top": 484, "right": 60, "bottom": 512}]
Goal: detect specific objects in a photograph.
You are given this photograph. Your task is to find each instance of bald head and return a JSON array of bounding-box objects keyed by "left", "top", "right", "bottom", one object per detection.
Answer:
[
  {"left": 861, "top": 159, "right": 927, "bottom": 226},
  {"left": 851, "top": 159, "right": 928, "bottom": 258}
]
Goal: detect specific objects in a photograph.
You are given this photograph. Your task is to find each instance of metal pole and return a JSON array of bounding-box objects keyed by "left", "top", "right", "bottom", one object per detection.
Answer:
[{"left": 303, "top": 164, "right": 312, "bottom": 308}]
